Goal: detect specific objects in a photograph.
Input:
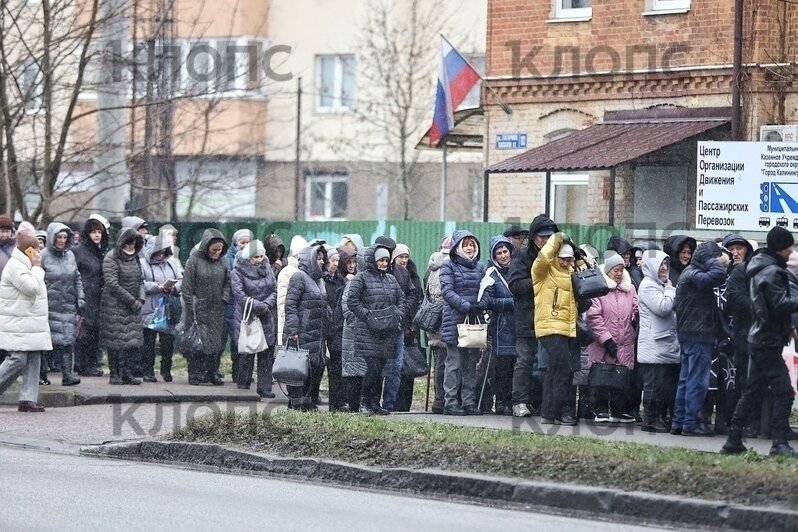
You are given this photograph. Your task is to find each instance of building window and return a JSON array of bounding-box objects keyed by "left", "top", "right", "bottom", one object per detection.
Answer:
[
  {"left": 554, "top": 0, "right": 592, "bottom": 20},
  {"left": 21, "top": 58, "right": 43, "bottom": 113},
  {"left": 651, "top": 0, "right": 690, "bottom": 11},
  {"left": 549, "top": 174, "right": 589, "bottom": 225},
  {"left": 306, "top": 174, "right": 348, "bottom": 220},
  {"left": 316, "top": 55, "right": 356, "bottom": 112}
]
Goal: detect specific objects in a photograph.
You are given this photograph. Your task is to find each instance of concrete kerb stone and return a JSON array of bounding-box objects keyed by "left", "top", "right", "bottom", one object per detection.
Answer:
[{"left": 80, "top": 441, "right": 798, "bottom": 531}]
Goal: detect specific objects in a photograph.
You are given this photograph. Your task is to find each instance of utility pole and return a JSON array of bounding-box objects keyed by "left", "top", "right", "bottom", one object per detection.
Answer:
[
  {"left": 294, "top": 76, "right": 302, "bottom": 221},
  {"left": 731, "top": 0, "right": 744, "bottom": 141}
]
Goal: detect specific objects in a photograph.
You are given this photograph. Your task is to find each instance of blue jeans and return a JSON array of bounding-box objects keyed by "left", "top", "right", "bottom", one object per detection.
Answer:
[
  {"left": 673, "top": 341, "right": 712, "bottom": 431},
  {"left": 382, "top": 333, "right": 405, "bottom": 410}
]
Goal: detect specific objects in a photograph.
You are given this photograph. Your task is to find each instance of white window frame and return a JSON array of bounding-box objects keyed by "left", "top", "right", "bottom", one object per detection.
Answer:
[
  {"left": 548, "top": 173, "right": 589, "bottom": 224},
  {"left": 315, "top": 54, "right": 356, "bottom": 112},
  {"left": 305, "top": 174, "right": 348, "bottom": 221},
  {"left": 652, "top": 0, "right": 690, "bottom": 10},
  {"left": 553, "top": 0, "right": 592, "bottom": 21}
]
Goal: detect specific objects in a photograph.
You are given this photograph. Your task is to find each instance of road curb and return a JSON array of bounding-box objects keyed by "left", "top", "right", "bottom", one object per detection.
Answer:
[
  {"left": 1, "top": 388, "right": 261, "bottom": 407},
  {"left": 81, "top": 440, "right": 798, "bottom": 531}
]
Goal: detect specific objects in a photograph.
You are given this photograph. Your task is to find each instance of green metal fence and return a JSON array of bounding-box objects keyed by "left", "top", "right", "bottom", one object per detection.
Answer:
[{"left": 152, "top": 220, "right": 626, "bottom": 265}]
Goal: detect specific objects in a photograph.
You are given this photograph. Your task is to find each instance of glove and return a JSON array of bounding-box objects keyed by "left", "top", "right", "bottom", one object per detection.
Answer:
[
  {"left": 467, "top": 302, "right": 483, "bottom": 319},
  {"left": 603, "top": 338, "right": 618, "bottom": 358},
  {"left": 132, "top": 300, "right": 144, "bottom": 312},
  {"left": 717, "top": 253, "right": 731, "bottom": 270}
]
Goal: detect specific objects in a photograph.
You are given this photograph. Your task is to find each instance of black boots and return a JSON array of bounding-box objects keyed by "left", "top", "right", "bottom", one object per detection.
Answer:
[
  {"left": 61, "top": 349, "right": 81, "bottom": 387},
  {"left": 160, "top": 354, "right": 173, "bottom": 382},
  {"left": 109, "top": 351, "right": 141, "bottom": 385},
  {"left": 769, "top": 441, "right": 798, "bottom": 458},
  {"left": 721, "top": 428, "right": 747, "bottom": 454}
]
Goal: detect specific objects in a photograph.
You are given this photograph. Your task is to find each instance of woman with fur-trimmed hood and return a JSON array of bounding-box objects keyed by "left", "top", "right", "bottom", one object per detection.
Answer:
[{"left": 585, "top": 252, "right": 639, "bottom": 422}]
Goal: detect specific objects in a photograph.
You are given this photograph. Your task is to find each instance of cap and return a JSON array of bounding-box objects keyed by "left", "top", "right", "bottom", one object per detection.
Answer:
[
  {"left": 558, "top": 243, "right": 575, "bottom": 258},
  {"left": 503, "top": 224, "right": 529, "bottom": 238},
  {"left": 535, "top": 225, "right": 556, "bottom": 237}
]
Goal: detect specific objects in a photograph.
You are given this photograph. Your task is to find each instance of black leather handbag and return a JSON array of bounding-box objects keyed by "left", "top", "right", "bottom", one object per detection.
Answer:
[
  {"left": 412, "top": 296, "right": 443, "bottom": 332},
  {"left": 273, "top": 339, "right": 310, "bottom": 387},
  {"left": 401, "top": 344, "right": 430, "bottom": 378},
  {"left": 572, "top": 267, "right": 610, "bottom": 300},
  {"left": 588, "top": 362, "right": 631, "bottom": 392}
]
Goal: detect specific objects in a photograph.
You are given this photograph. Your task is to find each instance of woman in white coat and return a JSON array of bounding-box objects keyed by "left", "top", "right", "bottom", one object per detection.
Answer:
[{"left": 0, "top": 233, "right": 53, "bottom": 412}]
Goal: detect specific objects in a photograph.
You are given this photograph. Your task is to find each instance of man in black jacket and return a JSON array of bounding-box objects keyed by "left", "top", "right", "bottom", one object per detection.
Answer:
[
  {"left": 723, "top": 227, "right": 798, "bottom": 458},
  {"left": 508, "top": 214, "right": 557, "bottom": 417}
]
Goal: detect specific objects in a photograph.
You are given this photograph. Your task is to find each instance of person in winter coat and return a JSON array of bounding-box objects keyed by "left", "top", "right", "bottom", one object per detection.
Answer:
[
  {"left": 629, "top": 242, "right": 661, "bottom": 289},
  {"left": 347, "top": 244, "right": 405, "bottom": 415},
  {"left": 439, "top": 230, "right": 486, "bottom": 416},
  {"left": 533, "top": 232, "right": 579, "bottom": 425},
  {"left": 664, "top": 235, "right": 696, "bottom": 287},
  {"left": 181, "top": 228, "right": 230, "bottom": 385},
  {"left": 72, "top": 215, "right": 109, "bottom": 377},
  {"left": 324, "top": 246, "right": 355, "bottom": 412},
  {"left": 341, "top": 248, "right": 367, "bottom": 411},
  {"left": 508, "top": 214, "right": 558, "bottom": 417},
  {"left": 636, "top": 250, "right": 680, "bottom": 432},
  {"left": 231, "top": 240, "right": 277, "bottom": 397},
  {"left": 723, "top": 227, "right": 798, "bottom": 458},
  {"left": 41, "top": 223, "right": 84, "bottom": 387},
  {"left": 224, "top": 228, "right": 253, "bottom": 382},
  {"left": 607, "top": 236, "right": 634, "bottom": 267},
  {"left": 139, "top": 235, "right": 182, "bottom": 382},
  {"left": 382, "top": 243, "right": 419, "bottom": 412},
  {"left": 277, "top": 235, "right": 309, "bottom": 346},
  {"left": 0, "top": 232, "right": 52, "bottom": 411},
  {"left": 671, "top": 240, "right": 728, "bottom": 436},
  {"left": 284, "top": 244, "right": 329, "bottom": 409},
  {"left": 339, "top": 233, "right": 364, "bottom": 252},
  {"left": 586, "top": 252, "right": 638, "bottom": 422},
  {"left": 0, "top": 215, "right": 18, "bottom": 366},
  {"left": 264, "top": 233, "right": 286, "bottom": 278},
  {"left": 121, "top": 215, "right": 149, "bottom": 237},
  {"left": 100, "top": 228, "right": 145, "bottom": 385},
  {"left": 425, "top": 243, "right": 449, "bottom": 413},
  {"left": 478, "top": 236, "right": 516, "bottom": 415}
]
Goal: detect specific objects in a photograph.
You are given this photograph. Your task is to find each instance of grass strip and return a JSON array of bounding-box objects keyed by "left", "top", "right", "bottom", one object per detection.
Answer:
[{"left": 172, "top": 410, "right": 798, "bottom": 511}]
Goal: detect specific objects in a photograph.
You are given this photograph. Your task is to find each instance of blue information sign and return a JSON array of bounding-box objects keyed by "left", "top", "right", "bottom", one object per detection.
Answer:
[{"left": 496, "top": 133, "right": 527, "bottom": 150}]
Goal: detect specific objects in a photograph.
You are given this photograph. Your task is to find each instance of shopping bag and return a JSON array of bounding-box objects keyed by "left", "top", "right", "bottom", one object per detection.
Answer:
[
  {"left": 401, "top": 344, "right": 429, "bottom": 377},
  {"left": 457, "top": 315, "right": 487, "bottom": 349},
  {"left": 179, "top": 300, "right": 205, "bottom": 355},
  {"left": 148, "top": 295, "right": 170, "bottom": 332},
  {"left": 588, "top": 362, "right": 630, "bottom": 392},
  {"left": 238, "top": 298, "right": 268, "bottom": 354},
  {"left": 273, "top": 339, "right": 310, "bottom": 387}
]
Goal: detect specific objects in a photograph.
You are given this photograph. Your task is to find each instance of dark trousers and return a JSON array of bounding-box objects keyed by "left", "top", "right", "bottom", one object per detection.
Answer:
[
  {"left": 142, "top": 329, "right": 175, "bottom": 378},
  {"left": 75, "top": 325, "right": 102, "bottom": 374},
  {"left": 361, "top": 357, "right": 388, "bottom": 408},
  {"left": 591, "top": 386, "right": 627, "bottom": 417},
  {"left": 328, "top": 348, "right": 345, "bottom": 408},
  {"left": 237, "top": 346, "right": 275, "bottom": 394},
  {"left": 431, "top": 346, "right": 447, "bottom": 409},
  {"left": 731, "top": 344, "right": 795, "bottom": 442},
  {"left": 640, "top": 363, "right": 679, "bottom": 425},
  {"left": 539, "top": 335, "right": 576, "bottom": 419},
  {"left": 512, "top": 336, "right": 538, "bottom": 405},
  {"left": 729, "top": 348, "right": 762, "bottom": 433},
  {"left": 287, "top": 355, "right": 325, "bottom": 406},
  {"left": 395, "top": 376, "right": 415, "bottom": 412},
  {"left": 344, "top": 376, "right": 363, "bottom": 411},
  {"left": 494, "top": 356, "right": 515, "bottom": 410}
]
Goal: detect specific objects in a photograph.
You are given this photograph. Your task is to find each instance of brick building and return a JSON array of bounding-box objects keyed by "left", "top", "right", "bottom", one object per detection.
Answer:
[{"left": 482, "top": 0, "right": 798, "bottom": 237}]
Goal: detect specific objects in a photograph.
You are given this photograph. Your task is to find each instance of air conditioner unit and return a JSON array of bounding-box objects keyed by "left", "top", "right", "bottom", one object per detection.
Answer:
[{"left": 760, "top": 125, "right": 798, "bottom": 142}]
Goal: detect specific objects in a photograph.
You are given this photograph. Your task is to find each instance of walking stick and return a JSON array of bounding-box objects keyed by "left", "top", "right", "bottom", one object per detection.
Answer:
[{"left": 478, "top": 348, "right": 492, "bottom": 411}]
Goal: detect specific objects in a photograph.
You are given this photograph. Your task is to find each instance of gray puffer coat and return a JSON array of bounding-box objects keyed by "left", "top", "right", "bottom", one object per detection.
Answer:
[
  {"left": 284, "top": 244, "right": 329, "bottom": 362},
  {"left": 41, "top": 223, "right": 85, "bottom": 346},
  {"left": 140, "top": 236, "right": 183, "bottom": 329},
  {"left": 231, "top": 254, "right": 277, "bottom": 347},
  {"left": 346, "top": 245, "right": 405, "bottom": 360},
  {"left": 181, "top": 228, "right": 230, "bottom": 355},
  {"left": 342, "top": 248, "right": 366, "bottom": 377},
  {"left": 100, "top": 228, "right": 145, "bottom": 351}
]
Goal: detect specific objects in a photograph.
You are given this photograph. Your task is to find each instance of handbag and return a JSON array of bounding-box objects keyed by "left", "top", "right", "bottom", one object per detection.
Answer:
[
  {"left": 273, "top": 339, "right": 310, "bottom": 387},
  {"left": 238, "top": 297, "right": 268, "bottom": 354},
  {"left": 412, "top": 297, "right": 443, "bottom": 332},
  {"left": 572, "top": 266, "right": 610, "bottom": 300},
  {"left": 588, "top": 362, "right": 631, "bottom": 392},
  {"left": 457, "top": 315, "right": 488, "bottom": 349},
  {"left": 148, "top": 295, "right": 171, "bottom": 332},
  {"left": 367, "top": 306, "right": 400, "bottom": 335},
  {"left": 179, "top": 299, "right": 205, "bottom": 355},
  {"left": 401, "top": 344, "right": 429, "bottom": 377}
]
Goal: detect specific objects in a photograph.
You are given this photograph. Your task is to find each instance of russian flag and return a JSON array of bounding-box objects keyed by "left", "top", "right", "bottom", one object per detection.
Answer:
[{"left": 429, "top": 36, "right": 480, "bottom": 146}]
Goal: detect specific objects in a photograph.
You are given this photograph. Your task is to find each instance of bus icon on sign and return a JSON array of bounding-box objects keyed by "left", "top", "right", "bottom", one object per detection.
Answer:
[
  {"left": 759, "top": 217, "right": 771, "bottom": 227},
  {"left": 777, "top": 216, "right": 789, "bottom": 228}
]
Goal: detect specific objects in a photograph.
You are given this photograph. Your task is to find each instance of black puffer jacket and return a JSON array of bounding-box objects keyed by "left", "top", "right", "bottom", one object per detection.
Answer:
[
  {"left": 674, "top": 240, "right": 727, "bottom": 343},
  {"left": 507, "top": 214, "right": 557, "bottom": 338},
  {"left": 284, "top": 244, "right": 329, "bottom": 361},
  {"left": 665, "top": 235, "right": 697, "bottom": 287},
  {"left": 324, "top": 269, "right": 348, "bottom": 353},
  {"left": 181, "top": 229, "right": 230, "bottom": 355},
  {"left": 73, "top": 217, "right": 109, "bottom": 328},
  {"left": 100, "top": 228, "right": 145, "bottom": 351},
  {"left": 747, "top": 249, "right": 798, "bottom": 348},
  {"left": 392, "top": 263, "right": 419, "bottom": 331},
  {"left": 347, "top": 246, "right": 405, "bottom": 360},
  {"left": 41, "top": 223, "right": 85, "bottom": 346}
]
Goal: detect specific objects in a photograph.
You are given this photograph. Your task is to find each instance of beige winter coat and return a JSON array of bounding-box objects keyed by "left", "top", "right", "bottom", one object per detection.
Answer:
[{"left": 0, "top": 248, "right": 53, "bottom": 352}]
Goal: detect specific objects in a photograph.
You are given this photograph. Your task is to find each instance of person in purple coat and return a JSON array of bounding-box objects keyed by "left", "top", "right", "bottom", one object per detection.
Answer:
[{"left": 231, "top": 240, "right": 277, "bottom": 397}]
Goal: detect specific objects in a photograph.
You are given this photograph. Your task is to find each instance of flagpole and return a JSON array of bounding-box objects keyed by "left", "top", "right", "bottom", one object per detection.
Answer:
[
  {"left": 440, "top": 142, "right": 448, "bottom": 222},
  {"left": 440, "top": 34, "right": 512, "bottom": 115}
]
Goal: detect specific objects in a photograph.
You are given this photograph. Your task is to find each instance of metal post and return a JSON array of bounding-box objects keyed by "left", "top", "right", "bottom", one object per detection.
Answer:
[
  {"left": 731, "top": 0, "right": 744, "bottom": 141},
  {"left": 294, "top": 77, "right": 302, "bottom": 221},
  {"left": 482, "top": 170, "right": 490, "bottom": 222},
  {"left": 609, "top": 168, "right": 616, "bottom": 226},
  {"left": 440, "top": 143, "right": 448, "bottom": 221},
  {"left": 545, "top": 170, "right": 552, "bottom": 214}
]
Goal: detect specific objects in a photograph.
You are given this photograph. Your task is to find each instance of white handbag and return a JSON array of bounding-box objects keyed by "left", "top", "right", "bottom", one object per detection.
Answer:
[
  {"left": 238, "top": 298, "right": 268, "bottom": 354},
  {"left": 457, "top": 315, "right": 488, "bottom": 349}
]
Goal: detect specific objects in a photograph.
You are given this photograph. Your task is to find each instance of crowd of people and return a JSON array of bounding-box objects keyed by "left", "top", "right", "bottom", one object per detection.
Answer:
[{"left": 0, "top": 212, "right": 795, "bottom": 458}]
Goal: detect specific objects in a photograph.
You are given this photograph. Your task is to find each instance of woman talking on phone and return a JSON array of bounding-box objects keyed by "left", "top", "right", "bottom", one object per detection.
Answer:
[{"left": 0, "top": 232, "right": 53, "bottom": 412}]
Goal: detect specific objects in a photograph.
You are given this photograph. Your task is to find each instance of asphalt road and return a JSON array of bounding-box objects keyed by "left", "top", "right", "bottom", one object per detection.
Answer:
[{"left": 0, "top": 445, "right": 663, "bottom": 532}]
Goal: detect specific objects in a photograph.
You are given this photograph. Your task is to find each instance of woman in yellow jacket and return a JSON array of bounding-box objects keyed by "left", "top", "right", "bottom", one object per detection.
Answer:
[{"left": 532, "top": 231, "right": 578, "bottom": 425}]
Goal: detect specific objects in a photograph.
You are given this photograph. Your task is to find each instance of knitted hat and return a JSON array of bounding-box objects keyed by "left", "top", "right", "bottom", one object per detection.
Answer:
[
  {"left": 558, "top": 243, "right": 575, "bottom": 258},
  {"left": 392, "top": 243, "right": 410, "bottom": 263},
  {"left": 324, "top": 244, "right": 339, "bottom": 260},
  {"left": 0, "top": 214, "right": 14, "bottom": 230},
  {"left": 374, "top": 247, "right": 390, "bottom": 261},
  {"left": 766, "top": 226, "right": 795, "bottom": 253},
  {"left": 602, "top": 252, "right": 625, "bottom": 274},
  {"left": 16, "top": 221, "right": 36, "bottom": 237},
  {"left": 241, "top": 239, "right": 266, "bottom": 260},
  {"left": 16, "top": 232, "right": 39, "bottom": 253},
  {"left": 232, "top": 229, "right": 253, "bottom": 246}
]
